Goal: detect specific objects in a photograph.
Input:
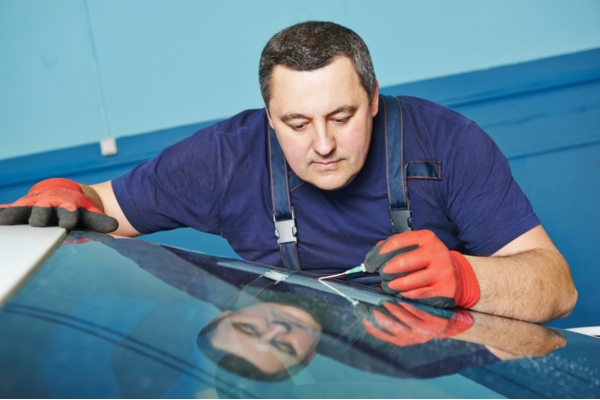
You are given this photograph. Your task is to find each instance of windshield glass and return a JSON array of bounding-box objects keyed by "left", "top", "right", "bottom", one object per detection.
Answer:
[{"left": 1, "top": 231, "right": 599, "bottom": 398}]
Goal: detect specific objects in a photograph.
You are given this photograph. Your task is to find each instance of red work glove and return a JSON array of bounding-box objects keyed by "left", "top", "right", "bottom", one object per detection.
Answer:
[
  {"left": 0, "top": 178, "right": 118, "bottom": 233},
  {"left": 365, "top": 230, "right": 480, "bottom": 308},
  {"left": 356, "top": 301, "right": 473, "bottom": 347}
]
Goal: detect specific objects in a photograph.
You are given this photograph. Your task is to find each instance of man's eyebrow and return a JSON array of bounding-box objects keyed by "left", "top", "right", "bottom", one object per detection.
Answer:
[
  {"left": 280, "top": 106, "right": 357, "bottom": 123},
  {"left": 281, "top": 113, "right": 308, "bottom": 123},
  {"left": 326, "top": 106, "right": 356, "bottom": 117}
]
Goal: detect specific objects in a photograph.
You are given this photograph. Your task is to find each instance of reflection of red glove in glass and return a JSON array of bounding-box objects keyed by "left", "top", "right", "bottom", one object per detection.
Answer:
[
  {"left": 366, "top": 230, "right": 480, "bottom": 308},
  {"left": 0, "top": 178, "right": 118, "bottom": 233},
  {"left": 359, "top": 302, "right": 473, "bottom": 347}
]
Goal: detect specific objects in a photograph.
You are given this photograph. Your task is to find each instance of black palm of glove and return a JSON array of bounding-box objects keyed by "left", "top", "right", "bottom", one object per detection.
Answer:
[{"left": 363, "top": 240, "right": 418, "bottom": 273}]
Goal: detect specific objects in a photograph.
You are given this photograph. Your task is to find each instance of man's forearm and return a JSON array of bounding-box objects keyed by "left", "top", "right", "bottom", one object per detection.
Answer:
[
  {"left": 467, "top": 249, "right": 577, "bottom": 323},
  {"left": 453, "top": 310, "right": 566, "bottom": 360}
]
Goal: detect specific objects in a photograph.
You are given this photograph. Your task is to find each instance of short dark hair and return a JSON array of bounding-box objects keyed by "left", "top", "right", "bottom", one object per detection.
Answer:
[
  {"left": 259, "top": 21, "right": 376, "bottom": 107},
  {"left": 197, "top": 314, "right": 308, "bottom": 382}
]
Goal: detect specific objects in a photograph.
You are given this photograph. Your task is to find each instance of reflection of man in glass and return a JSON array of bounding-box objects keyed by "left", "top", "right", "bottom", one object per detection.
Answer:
[
  {"left": 92, "top": 235, "right": 565, "bottom": 387},
  {"left": 87, "top": 231, "right": 325, "bottom": 382},
  {"left": 198, "top": 302, "right": 321, "bottom": 381}
]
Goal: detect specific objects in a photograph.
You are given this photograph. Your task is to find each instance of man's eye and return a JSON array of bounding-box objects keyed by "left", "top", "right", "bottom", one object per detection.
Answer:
[
  {"left": 233, "top": 322, "right": 259, "bottom": 336},
  {"left": 333, "top": 117, "right": 349, "bottom": 124},
  {"left": 291, "top": 124, "right": 306, "bottom": 130}
]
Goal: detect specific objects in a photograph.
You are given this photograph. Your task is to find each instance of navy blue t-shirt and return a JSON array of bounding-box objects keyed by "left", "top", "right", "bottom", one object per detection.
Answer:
[{"left": 112, "top": 96, "right": 540, "bottom": 271}]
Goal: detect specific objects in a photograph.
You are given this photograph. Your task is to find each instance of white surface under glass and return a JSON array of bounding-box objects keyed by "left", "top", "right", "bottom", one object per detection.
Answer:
[{"left": 0, "top": 225, "right": 66, "bottom": 305}]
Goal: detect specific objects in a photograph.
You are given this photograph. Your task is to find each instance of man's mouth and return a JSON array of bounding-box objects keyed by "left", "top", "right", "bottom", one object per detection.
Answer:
[{"left": 313, "top": 160, "right": 341, "bottom": 171}]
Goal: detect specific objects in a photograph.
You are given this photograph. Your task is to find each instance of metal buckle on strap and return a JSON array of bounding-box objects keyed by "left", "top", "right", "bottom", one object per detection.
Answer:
[
  {"left": 389, "top": 208, "right": 412, "bottom": 233},
  {"left": 273, "top": 207, "right": 298, "bottom": 244}
]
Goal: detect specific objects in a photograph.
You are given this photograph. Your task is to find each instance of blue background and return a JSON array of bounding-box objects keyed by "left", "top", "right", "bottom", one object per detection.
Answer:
[{"left": 1, "top": 0, "right": 599, "bottom": 329}]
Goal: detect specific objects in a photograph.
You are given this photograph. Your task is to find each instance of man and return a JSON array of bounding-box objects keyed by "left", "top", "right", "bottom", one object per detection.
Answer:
[{"left": 0, "top": 21, "right": 576, "bottom": 323}]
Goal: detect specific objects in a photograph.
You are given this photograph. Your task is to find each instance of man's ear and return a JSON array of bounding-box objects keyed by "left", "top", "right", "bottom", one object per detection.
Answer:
[
  {"left": 266, "top": 109, "right": 275, "bottom": 130},
  {"left": 371, "top": 81, "right": 380, "bottom": 117}
]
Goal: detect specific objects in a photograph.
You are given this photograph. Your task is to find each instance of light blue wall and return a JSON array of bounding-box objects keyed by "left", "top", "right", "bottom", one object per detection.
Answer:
[{"left": 1, "top": 0, "right": 600, "bottom": 160}]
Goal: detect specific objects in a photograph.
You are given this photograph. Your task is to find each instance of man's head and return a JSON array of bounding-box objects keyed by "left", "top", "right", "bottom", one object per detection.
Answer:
[
  {"left": 260, "top": 21, "right": 379, "bottom": 191},
  {"left": 198, "top": 302, "right": 322, "bottom": 381},
  {"left": 259, "top": 21, "right": 377, "bottom": 106}
]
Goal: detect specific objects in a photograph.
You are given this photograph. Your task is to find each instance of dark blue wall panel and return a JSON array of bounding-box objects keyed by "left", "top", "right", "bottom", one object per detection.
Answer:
[{"left": 2, "top": 49, "right": 599, "bottom": 329}]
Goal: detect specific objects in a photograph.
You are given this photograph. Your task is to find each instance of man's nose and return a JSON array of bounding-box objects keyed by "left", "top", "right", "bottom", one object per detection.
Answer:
[
  {"left": 313, "top": 123, "right": 336, "bottom": 156},
  {"left": 262, "top": 321, "right": 291, "bottom": 341}
]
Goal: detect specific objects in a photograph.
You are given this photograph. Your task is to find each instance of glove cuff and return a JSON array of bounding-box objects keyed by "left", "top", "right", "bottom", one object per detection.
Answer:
[
  {"left": 440, "top": 309, "right": 474, "bottom": 338},
  {"left": 30, "top": 178, "right": 83, "bottom": 194},
  {"left": 450, "top": 251, "right": 480, "bottom": 309}
]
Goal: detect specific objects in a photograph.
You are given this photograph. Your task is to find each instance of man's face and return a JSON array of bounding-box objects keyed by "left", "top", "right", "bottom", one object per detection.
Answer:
[
  {"left": 210, "top": 302, "right": 322, "bottom": 374},
  {"left": 267, "top": 56, "right": 379, "bottom": 190}
]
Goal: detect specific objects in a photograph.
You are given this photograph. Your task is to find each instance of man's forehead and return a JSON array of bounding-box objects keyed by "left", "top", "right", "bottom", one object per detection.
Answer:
[{"left": 268, "top": 57, "right": 364, "bottom": 108}]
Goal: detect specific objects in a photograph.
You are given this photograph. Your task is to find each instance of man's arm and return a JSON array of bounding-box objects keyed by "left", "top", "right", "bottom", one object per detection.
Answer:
[
  {"left": 358, "top": 299, "right": 565, "bottom": 359},
  {"left": 371, "top": 226, "right": 576, "bottom": 323},
  {"left": 452, "top": 306, "right": 567, "bottom": 360},
  {"left": 468, "top": 225, "right": 577, "bottom": 323},
  {"left": 87, "top": 181, "right": 141, "bottom": 237}
]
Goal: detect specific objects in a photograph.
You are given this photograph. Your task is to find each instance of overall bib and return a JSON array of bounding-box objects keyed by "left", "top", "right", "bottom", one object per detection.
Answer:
[{"left": 268, "top": 95, "right": 439, "bottom": 274}]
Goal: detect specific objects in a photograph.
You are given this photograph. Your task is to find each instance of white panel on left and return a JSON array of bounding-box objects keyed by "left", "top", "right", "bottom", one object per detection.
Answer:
[{"left": 0, "top": 225, "right": 67, "bottom": 306}]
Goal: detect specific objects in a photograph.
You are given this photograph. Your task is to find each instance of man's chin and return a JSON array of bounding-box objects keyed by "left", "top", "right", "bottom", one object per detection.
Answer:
[{"left": 307, "top": 174, "right": 355, "bottom": 191}]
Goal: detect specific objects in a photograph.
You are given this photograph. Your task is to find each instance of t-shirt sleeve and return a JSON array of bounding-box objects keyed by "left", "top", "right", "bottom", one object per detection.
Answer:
[
  {"left": 443, "top": 120, "right": 540, "bottom": 256},
  {"left": 111, "top": 127, "right": 226, "bottom": 235}
]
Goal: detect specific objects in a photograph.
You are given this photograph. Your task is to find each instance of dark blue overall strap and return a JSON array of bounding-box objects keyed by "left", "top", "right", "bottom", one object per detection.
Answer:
[
  {"left": 382, "top": 95, "right": 412, "bottom": 233},
  {"left": 268, "top": 125, "right": 301, "bottom": 271}
]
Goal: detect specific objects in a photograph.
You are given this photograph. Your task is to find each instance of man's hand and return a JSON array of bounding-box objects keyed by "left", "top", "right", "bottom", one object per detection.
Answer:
[
  {"left": 365, "top": 230, "right": 480, "bottom": 308},
  {"left": 0, "top": 178, "right": 118, "bottom": 233},
  {"left": 355, "top": 301, "right": 473, "bottom": 347}
]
